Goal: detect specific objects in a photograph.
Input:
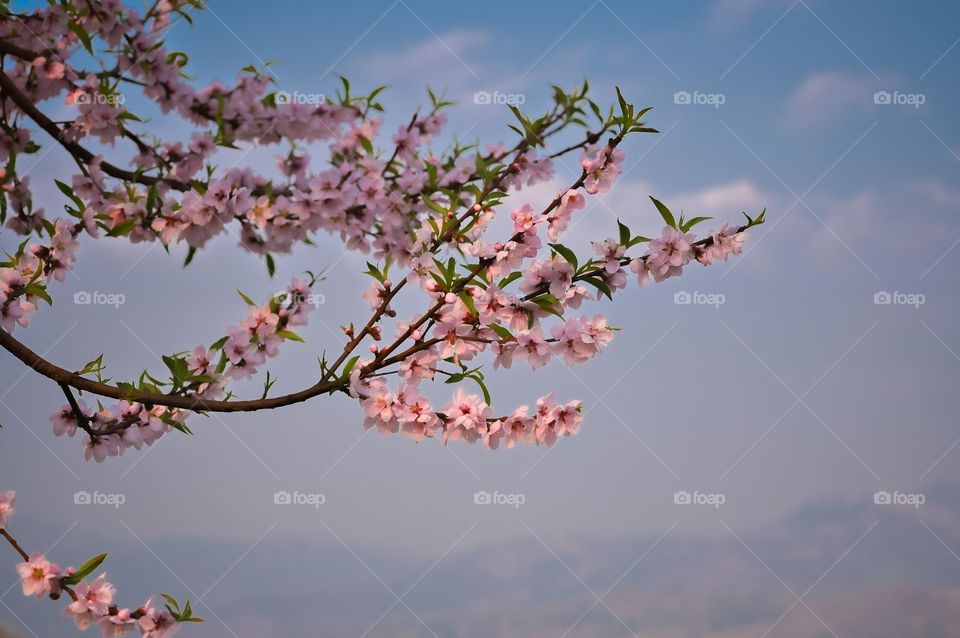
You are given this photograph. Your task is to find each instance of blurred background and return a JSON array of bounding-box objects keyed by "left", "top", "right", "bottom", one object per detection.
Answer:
[{"left": 2, "top": 0, "right": 960, "bottom": 635}]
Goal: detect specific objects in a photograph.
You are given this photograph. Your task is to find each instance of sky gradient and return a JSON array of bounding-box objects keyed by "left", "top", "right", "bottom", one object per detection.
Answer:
[{"left": 2, "top": 0, "right": 960, "bottom": 636}]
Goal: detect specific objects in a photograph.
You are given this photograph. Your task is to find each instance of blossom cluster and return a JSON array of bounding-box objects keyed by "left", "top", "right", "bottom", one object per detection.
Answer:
[
  {"left": 1, "top": 218, "right": 81, "bottom": 332},
  {"left": 0, "top": 0, "right": 562, "bottom": 269},
  {"left": 2, "top": 2, "right": 762, "bottom": 461},
  {"left": 1, "top": 491, "right": 194, "bottom": 636},
  {"left": 344, "top": 140, "right": 751, "bottom": 450},
  {"left": 49, "top": 278, "right": 316, "bottom": 462}
]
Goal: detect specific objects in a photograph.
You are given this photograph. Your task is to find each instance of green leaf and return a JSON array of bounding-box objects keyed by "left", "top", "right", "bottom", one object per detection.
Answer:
[
  {"left": 77, "top": 354, "right": 105, "bottom": 377},
  {"left": 276, "top": 329, "right": 304, "bottom": 343},
  {"left": 615, "top": 86, "right": 629, "bottom": 118},
  {"left": 63, "top": 553, "right": 107, "bottom": 585},
  {"left": 421, "top": 195, "right": 448, "bottom": 216},
  {"left": 106, "top": 218, "right": 136, "bottom": 237},
  {"left": 581, "top": 275, "right": 613, "bottom": 301},
  {"left": 548, "top": 243, "right": 578, "bottom": 270},
  {"left": 55, "top": 180, "right": 85, "bottom": 210},
  {"left": 680, "top": 216, "right": 712, "bottom": 232},
  {"left": 160, "top": 413, "right": 192, "bottom": 435},
  {"left": 22, "top": 283, "right": 52, "bottom": 305},
  {"left": 162, "top": 355, "right": 189, "bottom": 384},
  {"left": 488, "top": 323, "right": 514, "bottom": 341},
  {"left": 339, "top": 356, "right": 360, "bottom": 383},
  {"left": 468, "top": 373, "right": 492, "bottom": 405},
  {"left": 237, "top": 290, "right": 257, "bottom": 306},
  {"left": 161, "top": 593, "right": 181, "bottom": 615},
  {"left": 68, "top": 21, "right": 93, "bottom": 54},
  {"left": 182, "top": 246, "right": 197, "bottom": 268},
  {"left": 649, "top": 196, "right": 676, "bottom": 229},
  {"left": 617, "top": 219, "right": 631, "bottom": 246},
  {"left": 498, "top": 271, "right": 523, "bottom": 289}
]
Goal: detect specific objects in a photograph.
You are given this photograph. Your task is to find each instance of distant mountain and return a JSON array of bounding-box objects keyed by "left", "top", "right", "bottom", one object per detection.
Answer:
[{"left": 3, "top": 485, "right": 960, "bottom": 637}]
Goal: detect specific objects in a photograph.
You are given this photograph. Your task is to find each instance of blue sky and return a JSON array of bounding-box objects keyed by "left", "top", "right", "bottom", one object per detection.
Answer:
[{"left": 2, "top": 1, "right": 960, "bottom": 635}]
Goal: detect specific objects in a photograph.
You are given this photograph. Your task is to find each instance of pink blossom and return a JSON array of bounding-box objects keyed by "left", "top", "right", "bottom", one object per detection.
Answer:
[
  {"left": 534, "top": 394, "right": 560, "bottom": 446},
  {"left": 0, "top": 490, "right": 14, "bottom": 529},
  {"left": 65, "top": 575, "right": 115, "bottom": 628},
  {"left": 17, "top": 553, "right": 61, "bottom": 598},
  {"left": 551, "top": 315, "right": 613, "bottom": 365},
  {"left": 491, "top": 339, "right": 517, "bottom": 369},
  {"left": 592, "top": 237, "right": 626, "bottom": 274},
  {"left": 50, "top": 400, "right": 89, "bottom": 437},
  {"left": 581, "top": 146, "right": 624, "bottom": 194},
  {"left": 647, "top": 226, "right": 695, "bottom": 278},
  {"left": 138, "top": 599, "right": 179, "bottom": 638},
  {"left": 398, "top": 348, "right": 437, "bottom": 384},
  {"left": 242, "top": 305, "right": 279, "bottom": 340},
  {"left": 514, "top": 328, "right": 552, "bottom": 369},
  {"left": 553, "top": 400, "right": 584, "bottom": 437},
  {"left": 97, "top": 607, "right": 136, "bottom": 637},
  {"left": 474, "top": 284, "right": 514, "bottom": 325},
  {"left": 520, "top": 256, "right": 573, "bottom": 298},
  {"left": 362, "top": 281, "right": 388, "bottom": 310},
  {"left": 510, "top": 204, "right": 541, "bottom": 233},
  {"left": 186, "top": 346, "right": 213, "bottom": 376},
  {"left": 698, "top": 223, "right": 746, "bottom": 265},
  {"left": 548, "top": 189, "right": 586, "bottom": 241},
  {"left": 360, "top": 381, "right": 399, "bottom": 435},
  {"left": 443, "top": 388, "right": 490, "bottom": 433},
  {"left": 485, "top": 406, "right": 535, "bottom": 449},
  {"left": 629, "top": 256, "right": 666, "bottom": 286},
  {"left": 397, "top": 386, "right": 440, "bottom": 441}
]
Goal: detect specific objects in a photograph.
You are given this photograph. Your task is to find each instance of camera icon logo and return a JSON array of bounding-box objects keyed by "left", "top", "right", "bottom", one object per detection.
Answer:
[
  {"left": 273, "top": 491, "right": 292, "bottom": 505},
  {"left": 73, "top": 291, "right": 92, "bottom": 305},
  {"left": 73, "top": 491, "right": 92, "bottom": 505},
  {"left": 673, "top": 490, "right": 692, "bottom": 505},
  {"left": 473, "top": 490, "right": 492, "bottom": 505},
  {"left": 275, "top": 91, "right": 291, "bottom": 105},
  {"left": 473, "top": 91, "right": 492, "bottom": 105},
  {"left": 673, "top": 91, "right": 691, "bottom": 105},
  {"left": 874, "top": 291, "right": 892, "bottom": 305},
  {"left": 873, "top": 91, "right": 892, "bottom": 105},
  {"left": 674, "top": 291, "right": 692, "bottom": 305},
  {"left": 873, "top": 491, "right": 892, "bottom": 505}
]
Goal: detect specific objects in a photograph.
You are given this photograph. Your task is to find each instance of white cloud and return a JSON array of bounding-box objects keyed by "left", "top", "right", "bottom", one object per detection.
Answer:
[
  {"left": 355, "top": 29, "right": 489, "bottom": 89},
  {"left": 781, "top": 70, "right": 879, "bottom": 131},
  {"left": 808, "top": 179, "right": 960, "bottom": 267},
  {"left": 707, "top": 0, "right": 798, "bottom": 31},
  {"left": 668, "top": 179, "right": 767, "bottom": 216}
]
